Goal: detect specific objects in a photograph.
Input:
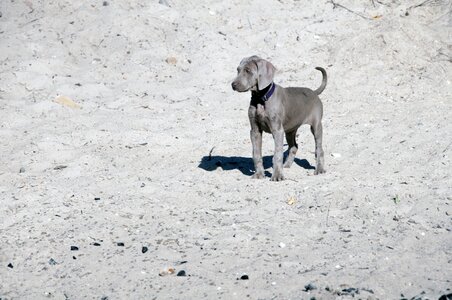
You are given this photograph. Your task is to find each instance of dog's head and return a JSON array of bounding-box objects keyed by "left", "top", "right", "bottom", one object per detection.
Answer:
[{"left": 231, "top": 56, "right": 276, "bottom": 92}]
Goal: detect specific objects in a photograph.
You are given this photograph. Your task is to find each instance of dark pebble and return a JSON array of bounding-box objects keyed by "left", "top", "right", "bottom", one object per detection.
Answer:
[
  {"left": 7, "top": 263, "right": 13, "bottom": 268},
  {"left": 94, "top": 197, "right": 101, "bottom": 201},
  {"left": 49, "top": 258, "right": 57, "bottom": 265},
  {"left": 71, "top": 246, "right": 79, "bottom": 251},
  {"left": 141, "top": 246, "right": 148, "bottom": 253},
  {"left": 19, "top": 167, "right": 25, "bottom": 173},
  {"left": 304, "top": 283, "right": 317, "bottom": 291},
  {"left": 439, "top": 294, "right": 452, "bottom": 300},
  {"left": 75, "top": 83, "right": 82, "bottom": 86},
  {"left": 102, "top": 1, "right": 108, "bottom": 6},
  {"left": 117, "top": 242, "right": 124, "bottom": 247},
  {"left": 176, "top": 270, "right": 186, "bottom": 277},
  {"left": 101, "top": 297, "right": 108, "bottom": 300},
  {"left": 239, "top": 275, "right": 249, "bottom": 280},
  {"left": 72, "top": 256, "right": 77, "bottom": 260},
  {"left": 341, "top": 287, "right": 359, "bottom": 295},
  {"left": 92, "top": 242, "right": 101, "bottom": 246}
]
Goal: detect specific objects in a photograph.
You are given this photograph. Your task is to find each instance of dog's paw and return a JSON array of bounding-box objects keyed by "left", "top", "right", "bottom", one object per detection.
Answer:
[
  {"left": 270, "top": 173, "right": 285, "bottom": 181},
  {"left": 252, "top": 173, "right": 265, "bottom": 179},
  {"left": 314, "top": 167, "right": 326, "bottom": 175}
]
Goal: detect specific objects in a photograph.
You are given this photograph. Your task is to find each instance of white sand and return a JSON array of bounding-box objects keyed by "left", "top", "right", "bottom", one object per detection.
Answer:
[{"left": 1, "top": 0, "right": 451, "bottom": 298}]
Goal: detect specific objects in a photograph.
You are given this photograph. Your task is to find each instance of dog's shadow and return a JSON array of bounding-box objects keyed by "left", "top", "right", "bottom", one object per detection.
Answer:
[{"left": 198, "top": 152, "right": 315, "bottom": 177}]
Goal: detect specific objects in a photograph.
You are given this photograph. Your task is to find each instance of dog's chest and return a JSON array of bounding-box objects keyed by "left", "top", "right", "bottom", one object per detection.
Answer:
[
  {"left": 256, "top": 103, "right": 266, "bottom": 119},
  {"left": 255, "top": 104, "right": 272, "bottom": 131}
]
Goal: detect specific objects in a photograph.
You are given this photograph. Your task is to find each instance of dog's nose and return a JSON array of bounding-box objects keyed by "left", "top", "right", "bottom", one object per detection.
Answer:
[{"left": 231, "top": 82, "right": 237, "bottom": 91}]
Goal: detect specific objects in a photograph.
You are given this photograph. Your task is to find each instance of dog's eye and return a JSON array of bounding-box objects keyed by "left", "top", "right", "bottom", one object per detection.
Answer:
[{"left": 245, "top": 68, "right": 250, "bottom": 73}]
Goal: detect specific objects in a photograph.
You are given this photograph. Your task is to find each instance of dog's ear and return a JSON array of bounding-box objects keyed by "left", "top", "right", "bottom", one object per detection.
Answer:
[{"left": 256, "top": 59, "right": 276, "bottom": 90}]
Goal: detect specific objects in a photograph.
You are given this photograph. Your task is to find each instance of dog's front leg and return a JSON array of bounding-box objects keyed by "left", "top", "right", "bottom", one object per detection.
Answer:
[
  {"left": 250, "top": 128, "right": 265, "bottom": 179},
  {"left": 249, "top": 106, "right": 265, "bottom": 179},
  {"left": 271, "top": 129, "right": 285, "bottom": 181}
]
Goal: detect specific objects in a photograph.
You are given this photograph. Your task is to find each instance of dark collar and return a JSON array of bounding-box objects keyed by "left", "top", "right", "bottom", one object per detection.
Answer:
[{"left": 251, "top": 82, "right": 275, "bottom": 103}]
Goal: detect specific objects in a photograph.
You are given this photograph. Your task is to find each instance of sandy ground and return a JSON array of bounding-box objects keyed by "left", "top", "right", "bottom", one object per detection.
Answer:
[{"left": 1, "top": 0, "right": 451, "bottom": 299}]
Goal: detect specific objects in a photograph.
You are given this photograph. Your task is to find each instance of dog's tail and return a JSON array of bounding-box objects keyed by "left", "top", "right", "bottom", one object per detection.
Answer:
[{"left": 313, "top": 67, "right": 327, "bottom": 95}]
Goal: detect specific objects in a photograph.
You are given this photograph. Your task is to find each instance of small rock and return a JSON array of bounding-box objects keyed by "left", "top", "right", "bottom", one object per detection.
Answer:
[
  {"left": 117, "top": 242, "right": 124, "bottom": 247},
  {"left": 141, "top": 246, "right": 148, "bottom": 253},
  {"left": 19, "top": 167, "right": 25, "bottom": 173},
  {"left": 304, "top": 283, "right": 317, "bottom": 291},
  {"left": 165, "top": 57, "right": 177, "bottom": 65},
  {"left": 94, "top": 197, "right": 101, "bottom": 201},
  {"left": 159, "top": 267, "right": 175, "bottom": 276},
  {"left": 48, "top": 258, "right": 57, "bottom": 265},
  {"left": 92, "top": 242, "right": 101, "bottom": 246},
  {"left": 287, "top": 196, "right": 296, "bottom": 205},
  {"left": 439, "top": 293, "right": 452, "bottom": 300},
  {"left": 54, "top": 165, "right": 67, "bottom": 170},
  {"left": 176, "top": 270, "right": 186, "bottom": 276},
  {"left": 140, "top": 183, "right": 145, "bottom": 187},
  {"left": 7, "top": 263, "right": 13, "bottom": 268},
  {"left": 239, "top": 274, "right": 249, "bottom": 280},
  {"left": 102, "top": 1, "right": 108, "bottom": 6},
  {"left": 54, "top": 95, "right": 80, "bottom": 109},
  {"left": 70, "top": 246, "right": 79, "bottom": 251},
  {"left": 175, "top": 260, "right": 188, "bottom": 265},
  {"left": 101, "top": 297, "right": 108, "bottom": 300},
  {"left": 72, "top": 256, "right": 77, "bottom": 260},
  {"left": 341, "top": 287, "right": 359, "bottom": 296},
  {"left": 279, "top": 242, "right": 286, "bottom": 248}
]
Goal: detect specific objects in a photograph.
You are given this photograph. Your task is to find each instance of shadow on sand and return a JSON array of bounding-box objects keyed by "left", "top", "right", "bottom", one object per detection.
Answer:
[{"left": 198, "top": 152, "right": 315, "bottom": 177}]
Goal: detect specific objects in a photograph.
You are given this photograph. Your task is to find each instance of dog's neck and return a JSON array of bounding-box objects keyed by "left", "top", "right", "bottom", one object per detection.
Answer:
[{"left": 251, "top": 82, "right": 275, "bottom": 103}]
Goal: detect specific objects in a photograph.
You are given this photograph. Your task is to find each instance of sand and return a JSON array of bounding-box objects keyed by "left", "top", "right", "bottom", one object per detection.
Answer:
[{"left": 1, "top": 0, "right": 451, "bottom": 299}]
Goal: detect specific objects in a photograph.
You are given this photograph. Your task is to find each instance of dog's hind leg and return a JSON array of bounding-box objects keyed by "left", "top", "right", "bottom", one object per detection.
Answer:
[{"left": 311, "top": 122, "right": 326, "bottom": 175}]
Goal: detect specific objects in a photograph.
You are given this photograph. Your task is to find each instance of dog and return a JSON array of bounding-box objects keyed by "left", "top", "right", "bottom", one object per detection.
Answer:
[{"left": 231, "top": 55, "right": 327, "bottom": 181}]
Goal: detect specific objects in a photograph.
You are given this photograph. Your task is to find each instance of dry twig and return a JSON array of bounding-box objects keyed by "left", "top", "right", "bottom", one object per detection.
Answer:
[{"left": 329, "top": 0, "right": 373, "bottom": 20}]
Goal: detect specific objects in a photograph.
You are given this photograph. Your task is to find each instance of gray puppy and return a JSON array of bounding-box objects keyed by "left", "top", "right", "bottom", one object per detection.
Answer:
[{"left": 231, "top": 56, "right": 327, "bottom": 181}]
